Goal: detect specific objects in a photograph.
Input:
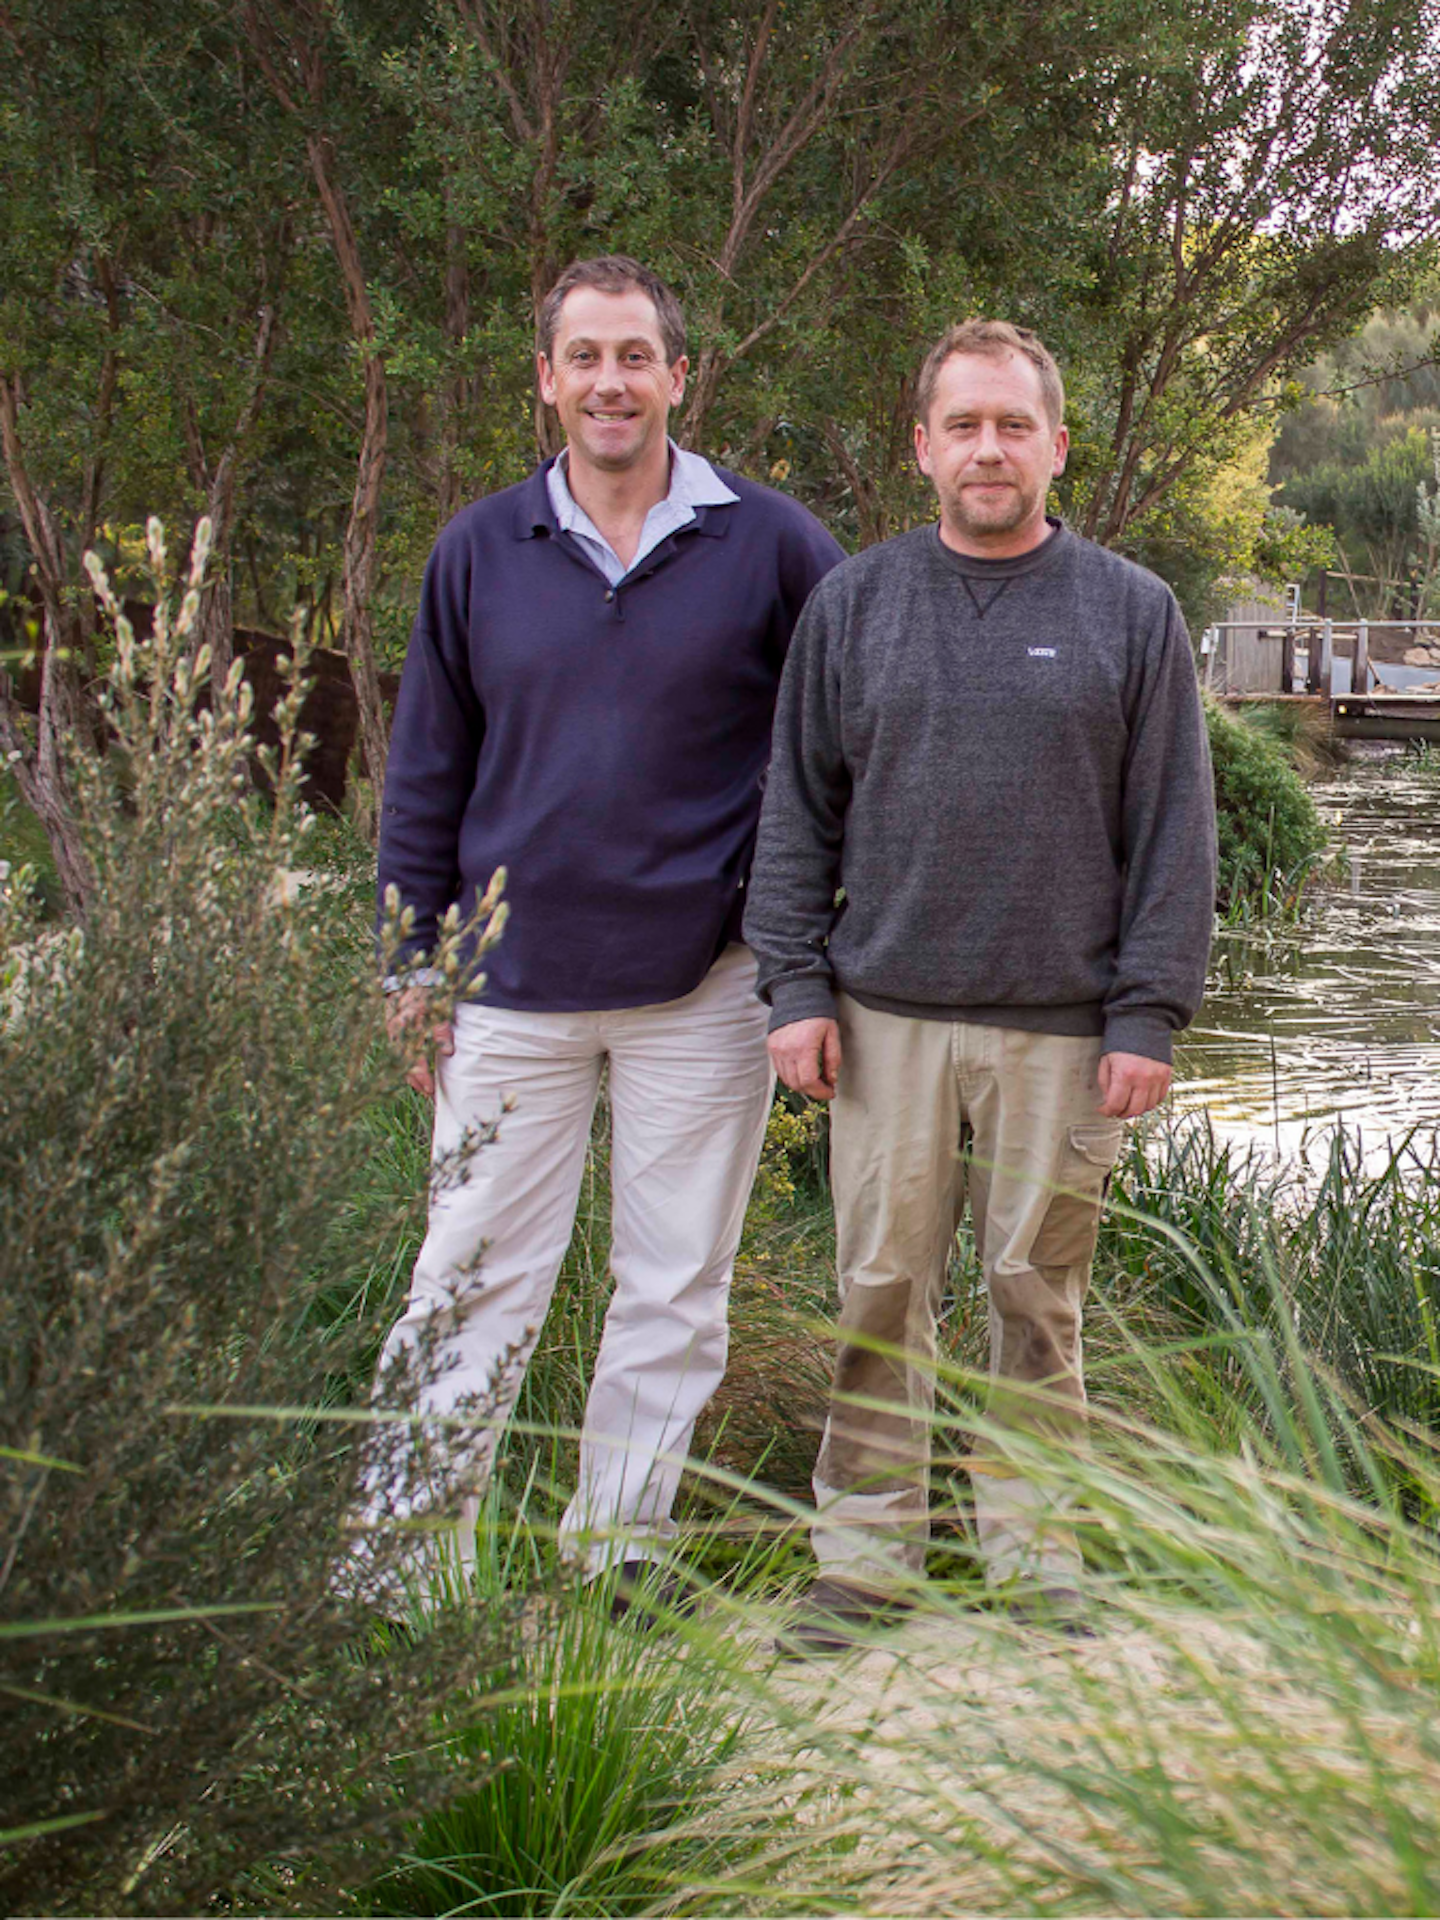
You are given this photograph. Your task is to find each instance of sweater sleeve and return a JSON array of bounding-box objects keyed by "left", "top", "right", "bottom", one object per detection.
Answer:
[
  {"left": 743, "top": 582, "right": 852, "bottom": 1028},
  {"left": 1103, "top": 594, "right": 1217, "bottom": 1063},
  {"left": 376, "top": 526, "right": 484, "bottom": 972}
]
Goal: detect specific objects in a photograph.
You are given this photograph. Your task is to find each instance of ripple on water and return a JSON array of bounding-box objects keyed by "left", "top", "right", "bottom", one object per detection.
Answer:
[{"left": 1173, "top": 750, "right": 1440, "bottom": 1164}]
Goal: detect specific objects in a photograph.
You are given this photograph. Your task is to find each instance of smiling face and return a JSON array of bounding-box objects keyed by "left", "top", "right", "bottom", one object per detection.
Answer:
[
  {"left": 914, "top": 349, "right": 1069, "bottom": 557},
  {"left": 536, "top": 285, "right": 687, "bottom": 482}
]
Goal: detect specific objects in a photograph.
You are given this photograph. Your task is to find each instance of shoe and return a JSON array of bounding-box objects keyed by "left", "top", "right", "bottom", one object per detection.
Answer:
[
  {"left": 998, "top": 1584, "right": 1096, "bottom": 1639},
  {"left": 608, "top": 1559, "right": 700, "bottom": 1628},
  {"left": 776, "top": 1576, "right": 916, "bottom": 1657}
]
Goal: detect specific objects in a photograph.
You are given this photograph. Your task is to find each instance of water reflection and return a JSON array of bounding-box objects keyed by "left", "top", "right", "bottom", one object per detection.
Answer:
[{"left": 1173, "top": 748, "right": 1440, "bottom": 1163}]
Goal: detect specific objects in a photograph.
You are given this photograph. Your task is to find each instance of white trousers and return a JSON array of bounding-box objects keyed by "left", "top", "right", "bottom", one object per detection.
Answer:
[{"left": 372, "top": 943, "right": 773, "bottom": 1575}]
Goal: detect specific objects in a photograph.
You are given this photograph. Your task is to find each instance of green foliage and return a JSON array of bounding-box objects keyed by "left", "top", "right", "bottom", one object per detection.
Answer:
[
  {"left": 1101, "top": 1117, "right": 1440, "bottom": 1446},
  {"left": 1251, "top": 501, "right": 1337, "bottom": 590},
  {"left": 0, "top": 764, "right": 61, "bottom": 918},
  {"left": 1273, "top": 305, "right": 1440, "bottom": 614},
  {"left": 372, "top": 1575, "right": 754, "bottom": 1918},
  {"left": 5, "top": 0, "right": 1438, "bottom": 719},
  {"left": 1273, "top": 305, "right": 1440, "bottom": 480},
  {"left": 0, "top": 526, "right": 514, "bottom": 1916},
  {"left": 1226, "top": 693, "right": 1348, "bottom": 777},
  {"left": 1205, "top": 694, "right": 1331, "bottom": 912},
  {"left": 754, "top": 1090, "right": 828, "bottom": 1211},
  {"left": 773, "top": 1323, "right": 1440, "bottom": 1916},
  {"left": 1285, "top": 423, "right": 1438, "bottom": 594}
]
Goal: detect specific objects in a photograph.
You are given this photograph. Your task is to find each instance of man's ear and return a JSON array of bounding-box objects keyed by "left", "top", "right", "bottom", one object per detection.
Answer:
[
  {"left": 1052, "top": 423, "right": 1070, "bottom": 477},
  {"left": 913, "top": 417, "right": 933, "bottom": 478},
  {"left": 667, "top": 354, "right": 690, "bottom": 407},
  {"left": 536, "top": 352, "right": 557, "bottom": 408}
]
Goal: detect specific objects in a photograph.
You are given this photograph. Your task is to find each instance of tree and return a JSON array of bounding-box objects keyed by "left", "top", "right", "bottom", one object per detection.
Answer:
[
  {"left": 0, "top": 0, "right": 311, "bottom": 904},
  {"left": 237, "top": 0, "right": 404, "bottom": 795},
  {"left": 0, "top": 0, "right": 177, "bottom": 910},
  {"left": 1061, "top": 0, "right": 1440, "bottom": 557},
  {"left": 1271, "top": 304, "right": 1440, "bottom": 616},
  {"left": 1285, "top": 426, "right": 1440, "bottom": 617},
  {"left": 6, "top": 0, "right": 1440, "bottom": 898}
]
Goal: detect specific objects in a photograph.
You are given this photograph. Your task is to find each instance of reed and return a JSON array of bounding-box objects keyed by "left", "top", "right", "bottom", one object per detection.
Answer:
[
  {"left": 702, "top": 1321, "right": 1440, "bottom": 1918},
  {"left": 367, "top": 1472, "right": 772, "bottom": 1920},
  {"left": 1102, "top": 1115, "right": 1440, "bottom": 1448}
]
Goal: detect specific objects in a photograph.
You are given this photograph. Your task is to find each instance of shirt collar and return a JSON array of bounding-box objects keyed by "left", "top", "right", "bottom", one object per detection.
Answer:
[
  {"left": 548, "top": 440, "right": 739, "bottom": 529},
  {"left": 667, "top": 444, "right": 742, "bottom": 509}
]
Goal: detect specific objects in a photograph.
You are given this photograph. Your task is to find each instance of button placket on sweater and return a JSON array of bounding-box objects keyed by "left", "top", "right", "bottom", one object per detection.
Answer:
[{"left": 552, "top": 528, "right": 687, "bottom": 623}]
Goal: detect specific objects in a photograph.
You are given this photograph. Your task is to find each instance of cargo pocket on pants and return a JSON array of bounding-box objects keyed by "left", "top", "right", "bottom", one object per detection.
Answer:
[{"left": 1030, "top": 1121, "right": 1124, "bottom": 1270}]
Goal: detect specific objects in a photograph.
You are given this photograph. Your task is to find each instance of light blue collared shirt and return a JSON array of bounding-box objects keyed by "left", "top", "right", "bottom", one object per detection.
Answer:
[{"left": 546, "top": 441, "right": 740, "bottom": 585}]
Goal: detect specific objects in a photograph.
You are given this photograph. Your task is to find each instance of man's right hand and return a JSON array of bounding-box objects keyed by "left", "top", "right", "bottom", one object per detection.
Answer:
[
  {"left": 768, "top": 1016, "right": 842, "bottom": 1101},
  {"left": 385, "top": 985, "right": 455, "bottom": 1100}
]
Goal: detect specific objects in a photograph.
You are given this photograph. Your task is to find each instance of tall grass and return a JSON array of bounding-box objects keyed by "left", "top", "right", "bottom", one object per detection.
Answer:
[
  {"left": 713, "top": 1317, "right": 1440, "bottom": 1918},
  {"left": 1234, "top": 694, "right": 1348, "bottom": 777},
  {"left": 338, "top": 1112, "right": 1440, "bottom": 1918},
  {"left": 1101, "top": 1116, "right": 1440, "bottom": 1442},
  {"left": 383, "top": 1289, "right": 1440, "bottom": 1920},
  {"left": 376, "top": 1603, "right": 749, "bottom": 1915},
  {"left": 359, "top": 1462, "right": 810, "bottom": 1920}
]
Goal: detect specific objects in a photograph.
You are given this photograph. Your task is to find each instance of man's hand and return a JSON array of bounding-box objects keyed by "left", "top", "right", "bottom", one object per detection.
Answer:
[
  {"left": 385, "top": 985, "right": 454, "bottom": 1100},
  {"left": 769, "top": 1017, "right": 842, "bottom": 1101},
  {"left": 1098, "top": 1050, "right": 1171, "bottom": 1120}
]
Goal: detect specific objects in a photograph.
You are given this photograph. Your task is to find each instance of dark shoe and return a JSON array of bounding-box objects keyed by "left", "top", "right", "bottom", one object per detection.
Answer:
[
  {"left": 999, "top": 1584, "right": 1096, "bottom": 1639},
  {"left": 776, "top": 1576, "right": 916, "bottom": 1657},
  {"left": 608, "top": 1559, "right": 700, "bottom": 1628}
]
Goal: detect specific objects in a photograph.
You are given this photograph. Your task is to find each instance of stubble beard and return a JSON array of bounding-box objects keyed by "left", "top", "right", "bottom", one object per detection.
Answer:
[{"left": 941, "top": 474, "right": 1040, "bottom": 542}]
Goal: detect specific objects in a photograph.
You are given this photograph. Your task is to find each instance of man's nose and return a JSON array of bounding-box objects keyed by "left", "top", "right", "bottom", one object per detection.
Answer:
[
  {"left": 973, "top": 422, "right": 1004, "bottom": 460},
  {"left": 594, "top": 356, "right": 626, "bottom": 393}
]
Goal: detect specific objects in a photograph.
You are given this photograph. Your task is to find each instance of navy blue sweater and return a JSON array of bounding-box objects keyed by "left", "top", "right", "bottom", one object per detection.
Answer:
[{"left": 378, "top": 459, "right": 844, "bottom": 1010}]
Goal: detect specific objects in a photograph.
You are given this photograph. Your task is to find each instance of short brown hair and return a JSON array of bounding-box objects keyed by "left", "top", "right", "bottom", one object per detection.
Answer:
[
  {"left": 914, "top": 320, "right": 1065, "bottom": 430},
  {"left": 537, "top": 256, "right": 687, "bottom": 366}
]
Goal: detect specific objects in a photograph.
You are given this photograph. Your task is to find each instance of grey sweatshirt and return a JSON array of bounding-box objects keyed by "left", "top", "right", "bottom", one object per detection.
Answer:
[{"left": 743, "top": 520, "right": 1216, "bottom": 1065}]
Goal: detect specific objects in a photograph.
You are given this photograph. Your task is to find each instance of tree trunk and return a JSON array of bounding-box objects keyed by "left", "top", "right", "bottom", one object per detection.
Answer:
[
  {"left": 438, "top": 216, "right": 474, "bottom": 525},
  {"left": 305, "top": 130, "right": 391, "bottom": 800},
  {"left": 196, "top": 303, "right": 279, "bottom": 688},
  {"left": 0, "top": 375, "right": 94, "bottom": 915},
  {"left": 339, "top": 359, "right": 391, "bottom": 797}
]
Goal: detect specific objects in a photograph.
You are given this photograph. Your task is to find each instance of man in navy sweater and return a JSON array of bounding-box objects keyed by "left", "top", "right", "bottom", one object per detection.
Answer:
[{"left": 372, "top": 256, "right": 842, "bottom": 1607}]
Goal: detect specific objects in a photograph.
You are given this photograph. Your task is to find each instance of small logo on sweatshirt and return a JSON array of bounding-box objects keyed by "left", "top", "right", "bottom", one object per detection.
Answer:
[{"left": 1028, "top": 646, "right": 1058, "bottom": 658}]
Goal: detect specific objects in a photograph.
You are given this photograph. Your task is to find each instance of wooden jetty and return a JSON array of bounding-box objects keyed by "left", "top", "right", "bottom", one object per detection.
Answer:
[
  {"left": 1202, "top": 616, "right": 1440, "bottom": 745},
  {"left": 1329, "top": 693, "right": 1440, "bottom": 745}
]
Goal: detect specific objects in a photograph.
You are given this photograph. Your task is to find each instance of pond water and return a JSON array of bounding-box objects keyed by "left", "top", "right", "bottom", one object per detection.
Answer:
[{"left": 1172, "top": 747, "right": 1440, "bottom": 1165}]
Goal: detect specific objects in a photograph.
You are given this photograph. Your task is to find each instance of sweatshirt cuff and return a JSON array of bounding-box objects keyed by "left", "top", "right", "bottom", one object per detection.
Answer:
[
  {"left": 1101, "top": 1014, "right": 1174, "bottom": 1066},
  {"left": 765, "top": 975, "right": 840, "bottom": 1033}
]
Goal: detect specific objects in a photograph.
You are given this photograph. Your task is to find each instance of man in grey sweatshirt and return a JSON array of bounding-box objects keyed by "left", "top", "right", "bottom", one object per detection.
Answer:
[{"left": 744, "top": 319, "right": 1215, "bottom": 1648}]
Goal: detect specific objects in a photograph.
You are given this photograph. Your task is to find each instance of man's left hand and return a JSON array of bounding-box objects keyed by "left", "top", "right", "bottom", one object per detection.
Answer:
[{"left": 1098, "top": 1050, "right": 1171, "bottom": 1119}]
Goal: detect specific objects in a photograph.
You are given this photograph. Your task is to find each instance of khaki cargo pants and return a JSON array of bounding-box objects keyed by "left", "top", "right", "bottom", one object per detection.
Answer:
[{"left": 812, "top": 996, "right": 1123, "bottom": 1591}]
